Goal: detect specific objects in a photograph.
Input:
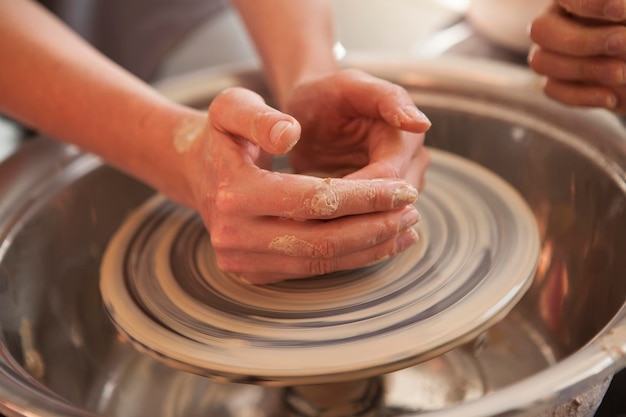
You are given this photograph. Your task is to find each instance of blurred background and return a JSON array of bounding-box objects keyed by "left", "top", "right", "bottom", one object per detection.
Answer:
[{"left": 154, "top": 0, "right": 522, "bottom": 79}]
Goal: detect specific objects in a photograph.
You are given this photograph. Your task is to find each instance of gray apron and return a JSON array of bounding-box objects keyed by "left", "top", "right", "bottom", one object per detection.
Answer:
[{"left": 40, "top": 0, "right": 227, "bottom": 81}]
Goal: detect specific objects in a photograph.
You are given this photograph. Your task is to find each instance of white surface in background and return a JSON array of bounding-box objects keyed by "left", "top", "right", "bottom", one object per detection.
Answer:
[
  {"left": 157, "top": 7, "right": 258, "bottom": 79},
  {"left": 334, "top": 0, "right": 463, "bottom": 55},
  {"left": 157, "top": 0, "right": 466, "bottom": 79},
  {"left": 0, "top": 117, "right": 22, "bottom": 163},
  {"left": 466, "top": 0, "right": 550, "bottom": 52}
]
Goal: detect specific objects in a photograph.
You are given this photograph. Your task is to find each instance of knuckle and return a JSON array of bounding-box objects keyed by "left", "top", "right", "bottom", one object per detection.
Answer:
[
  {"left": 371, "top": 221, "right": 393, "bottom": 246},
  {"left": 209, "top": 87, "right": 238, "bottom": 114},
  {"left": 306, "top": 257, "right": 337, "bottom": 276},
  {"left": 210, "top": 87, "right": 263, "bottom": 115},
  {"left": 389, "top": 82, "right": 407, "bottom": 97},
  {"left": 377, "top": 243, "right": 397, "bottom": 261},
  {"left": 307, "top": 181, "right": 339, "bottom": 217},
  {"left": 378, "top": 163, "right": 402, "bottom": 179},
  {"left": 380, "top": 82, "right": 407, "bottom": 104},
  {"left": 213, "top": 188, "right": 239, "bottom": 214},
  {"left": 565, "top": 34, "right": 588, "bottom": 55},
  {"left": 311, "top": 236, "right": 342, "bottom": 258},
  {"left": 590, "top": 61, "right": 626, "bottom": 84},
  {"left": 209, "top": 224, "right": 237, "bottom": 250},
  {"left": 371, "top": 182, "right": 392, "bottom": 210}
]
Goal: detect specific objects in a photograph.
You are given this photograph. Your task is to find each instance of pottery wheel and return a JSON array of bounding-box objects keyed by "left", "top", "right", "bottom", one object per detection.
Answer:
[{"left": 100, "top": 149, "right": 540, "bottom": 386}]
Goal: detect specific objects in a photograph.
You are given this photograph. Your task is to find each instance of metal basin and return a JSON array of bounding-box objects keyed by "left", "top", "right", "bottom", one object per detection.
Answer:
[{"left": 1, "top": 58, "right": 626, "bottom": 417}]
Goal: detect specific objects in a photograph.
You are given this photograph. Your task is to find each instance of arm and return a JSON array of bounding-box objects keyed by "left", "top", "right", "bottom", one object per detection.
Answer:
[
  {"left": 230, "top": 0, "right": 337, "bottom": 108},
  {"left": 0, "top": 0, "right": 202, "bottom": 205}
]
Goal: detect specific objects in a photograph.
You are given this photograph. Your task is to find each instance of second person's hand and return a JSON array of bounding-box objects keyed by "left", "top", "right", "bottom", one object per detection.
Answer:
[{"left": 529, "top": 1, "right": 626, "bottom": 113}]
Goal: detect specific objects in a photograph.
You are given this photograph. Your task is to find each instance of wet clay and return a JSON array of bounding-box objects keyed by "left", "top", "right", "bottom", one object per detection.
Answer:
[
  {"left": 308, "top": 178, "right": 339, "bottom": 217},
  {"left": 173, "top": 116, "right": 204, "bottom": 153},
  {"left": 268, "top": 235, "right": 315, "bottom": 257}
]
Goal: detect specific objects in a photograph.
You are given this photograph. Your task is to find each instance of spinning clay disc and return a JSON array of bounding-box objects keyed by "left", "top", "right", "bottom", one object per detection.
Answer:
[{"left": 100, "top": 149, "right": 540, "bottom": 385}]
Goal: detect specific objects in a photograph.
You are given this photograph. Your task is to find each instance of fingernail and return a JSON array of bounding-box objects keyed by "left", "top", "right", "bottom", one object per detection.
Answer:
[
  {"left": 527, "top": 44, "right": 539, "bottom": 64},
  {"left": 269, "top": 120, "right": 297, "bottom": 150},
  {"left": 402, "top": 105, "right": 431, "bottom": 126},
  {"left": 395, "top": 228, "right": 419, "bottom": 252},
  {"left": 604, "top": 0, "right": 626, "bottom": 20},
  {"left": 606, "top": 32, "right": 626, "bottom": 54},
  {"left": 392, "top": 184, "right": 418, "bottom": 208},
  {"left": 399, "top": 206, "right": 420, "bottom": 230}
]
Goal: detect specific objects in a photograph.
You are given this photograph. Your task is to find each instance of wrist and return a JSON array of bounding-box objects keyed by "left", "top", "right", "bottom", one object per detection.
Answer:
[
  {"left": 272, "top": 60, "right": 338, "bottom": 110},
  {"left": 114, "top": 100, "right": 206, "bottom": 209},
  {"left": 165, "top": 109, "right": 208, "bottom": 208}
]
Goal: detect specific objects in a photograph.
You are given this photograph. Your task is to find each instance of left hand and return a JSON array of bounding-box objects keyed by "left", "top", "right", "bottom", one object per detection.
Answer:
[
  {"left": 281, "top": 69, "right": 431, "bottom": 189},
  {"left": 529, "top": 2, "right": 626, "bottom": 113}
]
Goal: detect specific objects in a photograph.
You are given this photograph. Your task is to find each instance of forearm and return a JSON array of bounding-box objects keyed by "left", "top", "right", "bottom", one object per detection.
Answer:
[
  {"left": 231, "top": 0, "right": 338, "bottom": 108},
  {"left": 0, "top": 0, "right": 203, "bottom": 205}
]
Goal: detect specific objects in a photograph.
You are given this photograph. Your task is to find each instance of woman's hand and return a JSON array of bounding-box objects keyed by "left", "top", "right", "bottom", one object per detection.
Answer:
[
  {"left": 283, "top": 69, "right": 432, "bottom": 190},
  {"left": 529, "top": 1, "right": 626, "bottom": 113},
  {"left": 185, "top": 87, "right": 421, "bottom": 284}
]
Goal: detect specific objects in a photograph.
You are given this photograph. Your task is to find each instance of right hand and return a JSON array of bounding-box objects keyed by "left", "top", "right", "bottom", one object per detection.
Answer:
[
  {"left": 280, "top": 69, "right": 431, "bottom": 191},
  {"left": 183, "top": 87, "right": 420, "bottom": 284},
  {"left": 529, "top": 1, "right": 626, "bottom": 113}
]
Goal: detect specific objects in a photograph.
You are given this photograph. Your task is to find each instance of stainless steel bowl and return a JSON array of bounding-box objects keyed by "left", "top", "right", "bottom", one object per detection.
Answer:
[{"left": 1, "top": 57, "right": 626, "bottom": 417}]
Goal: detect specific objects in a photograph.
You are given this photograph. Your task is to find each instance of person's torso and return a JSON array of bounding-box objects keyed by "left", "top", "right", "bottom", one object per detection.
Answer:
[{"left": 39, "top": 0, "right": 226, "bottom": 80}]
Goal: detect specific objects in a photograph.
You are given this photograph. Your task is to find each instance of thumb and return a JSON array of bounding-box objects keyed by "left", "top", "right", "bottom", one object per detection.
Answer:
[{"left": 209, "top": 87, "right": 301, "bottom": 154}]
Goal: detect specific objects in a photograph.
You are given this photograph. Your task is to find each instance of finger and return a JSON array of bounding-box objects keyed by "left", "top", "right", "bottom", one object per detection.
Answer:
[
  {"left": 211, "top": 204, "right": 419, "bottom": 255},
  {"left": 209, "top": 87, "right": 301, "bottom": 154},
  {"left": 216, "top": 227, "right": 420, "bottom": 284},
  {"left": 404, "top": 147, "right": 430, "bottom": 192},
  {"left": 215, "top": 169, "right": 418, "bottom": 219},
  {"left": 530, "top": 7, "right": 626, "bottom": 57},
  {"left": 345, "top": 157, "right": 429, "bottom": 193},
  {"left": 543, "top": 78, "right": 619, "bottom": 108},
  {"left": 344, "top": 126, "right": 425, "bottom": 179},
  {"left": 529, "top": 46, "right": 626, "bottom": 85},
  {"left": 333, "top": 69, "right": 432, "bottom": 133},
  {"left": 342, "top": 124, "right": 428, "bottom": 190},
  {"left": 557, "top": 0, "right": 626, "bottom": 22}
]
